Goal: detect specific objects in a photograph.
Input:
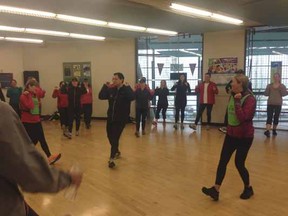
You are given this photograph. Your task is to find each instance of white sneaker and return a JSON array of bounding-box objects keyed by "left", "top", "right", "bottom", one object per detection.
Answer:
[
  {"left": 64, "top": 131, "right": 72, "bottom": 139},
  {"left": 189, "top": 124, "right": 197, "bottom": 130},
  {"left": 218, "top": 127, "right": 227, "bottom": 133}
]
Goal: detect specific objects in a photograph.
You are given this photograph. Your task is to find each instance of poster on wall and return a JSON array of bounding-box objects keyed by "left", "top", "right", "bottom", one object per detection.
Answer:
[
  {"left": 63, "top": 62, "right": 91, "bottom": 85},
  {"left": 271, "top": 61, "right": 282, "bottom": 82},
  {"left": 208, "top": 57, "right": 238, "bottom": 85},
  {"left": 0, "top": 73, "right": 13, "bottom": 88}
]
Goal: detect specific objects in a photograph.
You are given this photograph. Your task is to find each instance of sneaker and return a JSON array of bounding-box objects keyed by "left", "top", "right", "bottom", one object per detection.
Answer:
[
  {"left": 76, "top": 131, "right": 79, "bottom": 136},
  {"left": 272, "top": 130, "right": 277, "bottom": 136},
  {"left": 152, "top": 121, "right": 157, "bottom": 126},
  {"left": 135, "top": 131, "right": 140, "bottom": 137},
  {"left": 218, "top": 127, "right": 227, "bottom": 133},
  {"left": 189, "top": 124, "right": 197, "bottom": 130},
  {"left": 240, "top": 186, "right": 254, "bottom": 199},
  {"left": 180, "top": 123, "right": 184, "bottom": 130},
  {"left": 264, "top": 130, "right": 270, "bottom": 138},
  {"left": 48, "top": 153, "right": 62, "bottom": 165},
  {"left": 114, "top": 151, "right": 121, "bottom": 159},
  {"left": 64, "top": 131, "right": 72, "bottom": 139},
  {"left": 142, "top": 130, "right": 146, "bottom": 135},
  {"left": 202, "top": 186, "right": 219, "bottom": 201},
  {"left": 108, "top": 160, "right": 115, "bottom": 168},
  {"left": 173, "top": 123, "right": 178, "bottom": 129}
]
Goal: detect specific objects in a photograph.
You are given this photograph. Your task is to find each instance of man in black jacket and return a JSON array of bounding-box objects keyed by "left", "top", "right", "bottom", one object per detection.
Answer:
[{"left": 99, "top": 72, "right": 134, "bottom": 168}]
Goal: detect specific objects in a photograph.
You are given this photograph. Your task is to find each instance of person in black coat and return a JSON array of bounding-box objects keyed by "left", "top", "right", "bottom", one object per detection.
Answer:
[
  {"left": 153, "top": 80, "right": 169, "bottom": 125},
  {"left": 98, "top": 72, "right": 134, "bottom": 168},
  {"left": 134, "top": 77, "right": 154, "bottom": 137},
  {"left": 171, "top": 74, "right": 191, "bottom": 129},
  {"left": 66, "top": 77, "right": 86, "bottom": 138}
]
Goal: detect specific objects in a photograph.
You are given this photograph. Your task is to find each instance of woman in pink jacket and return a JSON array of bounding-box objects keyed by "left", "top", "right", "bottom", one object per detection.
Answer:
[{"left": 20, "top": 79, "right": 61, "bottom": 165}]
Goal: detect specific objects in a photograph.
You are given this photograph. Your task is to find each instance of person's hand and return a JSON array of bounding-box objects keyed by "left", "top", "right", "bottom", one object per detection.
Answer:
[
  {"left": 23, "top": 91, "right": 29, "bottom": 95},
  {"left": 234, "top": 93, "right": 242, "bottom": 99},
  {"left": 213, "top": 86, "right": 217, "bottom": 91},
  {"left": 105, "top": 82, "right": 110, "bottom": 86},
  {"left": 54, "top": 86, "right": 59, "bottom": 90},
  {"left": 70, "top": 171, "right": 83, "bottom": 188},
  {"left": 185, "top": 82, "right": 188, "bottom": 86}
]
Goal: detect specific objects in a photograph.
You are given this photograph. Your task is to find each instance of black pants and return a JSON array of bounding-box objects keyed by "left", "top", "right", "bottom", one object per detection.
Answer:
[
  {"left": 136, "top": 108, "right": 148, "bottom": 131},
  {"left": 106, "top": 121, "right": 126, "bottom": 159},
  {"left": 10, "top": 103, "right": 21, "bottom": 118},
  {"left": 175, "top": 106, "right": 186, "bottom": 123},
  {"left": 195, "top": 104, "right": 213, "bottom": 125},
  {"left": 58, "top": 107, "right": 68, "bottom": 128},
  {"left": 25, "top": 201, "right": 38, "bottom": 216},
  {"left": 23, "top": 122, "right": 51, "bottom": 158},
  {"left": 68, "top": 107, "right": 81, "bottom": 132},
  {"left": 82, "top": 103, "right": 92, "bottom": 126},
  {"left": 215, "top": 135, "right": 253, "bottom": 186},
  {"left": 155, "top": 104, "right": 167, "bottom": 120},
  {"left": 223, "top": 109, "right": 228, "bottom": 126},
  {"left": 266, "top": 105, "right": 282, "bottom": 125}
]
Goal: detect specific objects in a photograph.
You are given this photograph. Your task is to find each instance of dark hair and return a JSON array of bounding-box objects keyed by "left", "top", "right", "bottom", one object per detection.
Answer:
[
  {"left": 10, "top": 79, "right": 17, "bottom": 84},
  {"left": 178, "top": 74, "right": 186, "bottom": 83},
  {"left": 114, "top": 72, "right": 124, "bottom": 80},
  {"left": 71, "top": 77, "right": 78, "bottom": 82},
  {"left": 235, "top": 69, "right": 245, "bottom": 75},
  {"left": 205, "top": 72, "right": 211, "bottom": 77},
  {"left": 139, "top": 77, "right": 146, "bottom": 83}
]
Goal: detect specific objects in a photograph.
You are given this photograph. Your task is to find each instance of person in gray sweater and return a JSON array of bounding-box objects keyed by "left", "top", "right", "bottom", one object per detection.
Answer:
[
  {"left": 264, "top": 72, "right": 288, "bottom": 137},
  {"left": 0, "top": 101, "right": 82, "bottom": 216}
]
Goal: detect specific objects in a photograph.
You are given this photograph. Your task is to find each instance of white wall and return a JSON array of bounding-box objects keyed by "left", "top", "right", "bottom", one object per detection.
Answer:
[
  {"left": 0, "top": 39, "right": 136, "bottom": 117},
  {"left": 203, "top": 30, "right": 245, "bottom": 123}
]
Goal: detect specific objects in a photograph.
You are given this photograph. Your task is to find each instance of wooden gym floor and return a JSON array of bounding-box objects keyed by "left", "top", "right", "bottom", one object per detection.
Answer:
[{"left": 24, "top": 120, "right": 288, "bottom": 216}]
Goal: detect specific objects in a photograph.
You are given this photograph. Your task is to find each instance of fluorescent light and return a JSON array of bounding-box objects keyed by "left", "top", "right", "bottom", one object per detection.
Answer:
[
  {"left": 272, "top": 50, "right": 285, "bottom": 55},
  {"left": 108, "top": 22, "right": 146, "bottom": 32},
  {"left": 69, "top": 33, "right": 105, "bottom": 41},
  {"left": 146, "top": 28, "right": 177, "bottom": 36},
  {"left": 0, "top": 25, "right": 24, "bottom": 32},
  {"left": 25, "top": 28, "right": 69, "bottom": 37},
  {"left": 0, "top": 36, "right": 4, "bottom": 40},
  {"left": 170, "top": 2, "right": 243, "bottom": 25},
  {"left": 57, "top": 14, "right": 107, "bottom": 26},
  {"left": 212, "top": 13, "right": 243, "bottom": 25},
  {"left": 181, "top": 49, "right": 202, "bottom": 57},
  {"left": 0, "top": 5, "right": 56, "bottom": 18},
  {"left": 5, "top": 37, "right": 43, "bottom": 43},
  {"left": 170, "top": 3, "right": 211, "bottom": 17}
]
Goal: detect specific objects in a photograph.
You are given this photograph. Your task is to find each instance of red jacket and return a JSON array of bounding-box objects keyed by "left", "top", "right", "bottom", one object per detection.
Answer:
[
  {"left": 195, "top": 81, "right": 218, "bottom": 104},
  {"left": 20, "top": 92, "right": 40, "bottom": 123},
  {"left": 227, "top": 92, "right": 256, "bottom": 138},
  {"left": 81, "top": 87, "right": 93, "bottom": 105},
  {"left": 35, "top": 86, "right": 46, "bottom": 99},
  {"left": 52, "top": 89, "right": 68, "bottom": 108}
]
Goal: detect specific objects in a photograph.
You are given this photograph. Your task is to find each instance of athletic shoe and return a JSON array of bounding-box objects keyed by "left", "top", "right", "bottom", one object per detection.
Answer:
[
  {"left": 189, "top": 124, "right": 197, "bottom": 130},
  {"left": 218, "top": 127, "right": 227, "bottom": 133},
  {"left": 180, "top": 123, "right": 184, "bottom": 130},
  {"left": 272, "top": 130, "right": 277, "bottom": 136},
  {"left": 202, "top": 186, "right": 219, "bottom": 201},
  {"left": 240, "top": 186, "right": 254, "bottom": 199},
  {"left": 48, "top": 153, "right": 62, "bottom": 165},
  {"left": 142, "top": 130, "right": 146, "bottom": 135},
  {"left": 135, "top": 131, "right": 140, "bottom": 137},
  {"left": 264, "top": 130, "right": 270, "bottom": 138},
  {"left": 64, "top": 131, "right": 72, "bottom": 139},
  {"left": 152, "top": 121, "right": 157, "bottom": 126},
  {"left": 114, "top": 151, "right": 121, "bottom": 159},
  {"left": 108, "top": 160, "right": 115, "bottom": 168},
  {"left": 173, "top": 123, "right": 178, "bottom": 129}
]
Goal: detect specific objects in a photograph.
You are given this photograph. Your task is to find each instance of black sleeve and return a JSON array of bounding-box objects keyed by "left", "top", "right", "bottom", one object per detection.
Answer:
[
  {"left": 98, "top": 84, "right": 109, "bottom": 100},
  {"left": 0, "top": 89, "right": 5, "bottom": 102}
]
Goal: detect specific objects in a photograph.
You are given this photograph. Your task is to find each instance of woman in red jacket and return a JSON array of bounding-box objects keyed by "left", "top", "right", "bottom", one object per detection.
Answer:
[
  {"left": 20, "top": 79, "right": 61, "bottom": 165},
  {"left": 202, "top": 74, "right": 256, "bottom": 201},
  {"left": 81, "top": 79, "right": 93, "bottom": 129},
  {"left": 52, "top": 81, "right": 69, "bottom": 134},
  {"left": 190, "top": 73, "right": 218, "bottom": 130}
]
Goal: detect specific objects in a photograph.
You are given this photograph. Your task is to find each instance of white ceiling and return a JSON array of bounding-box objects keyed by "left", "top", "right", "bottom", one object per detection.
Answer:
[{"left": 0, "top": 0, "right": 287, "bottom": 42}]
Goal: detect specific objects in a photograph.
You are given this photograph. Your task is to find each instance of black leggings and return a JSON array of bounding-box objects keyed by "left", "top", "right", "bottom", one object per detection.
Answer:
[
  {"left": 58, "top": 107, "right": 68, "bottom": 128},
  {"left": 106, "top": 121, "right": 126, "bottom": 159},
  {"left": 136, "top": 108, "right": 148, "bottom": 131},
  {"left": 266, "top": 105, "right": 282, "bottom": 125},
  {"left": 23, "top": 122, "right": 51, "bottom": 158},
  {"left": 215, "top": 135, "right": 253, "bottom": 186},
  {"left": 175, "top": 106, "right": 185, "bottom": 123},
  {"left": 68, "top": 107, "right": 81, "bottom": 132},
  {"left": 195, "top": 104, "right": 213, "bottom": 125},
  {"left": 82, "top": 103, "right": 92, "bottom": 126},
  {"left": 155, "top": 104, "right": 167, "bottom": 120}
]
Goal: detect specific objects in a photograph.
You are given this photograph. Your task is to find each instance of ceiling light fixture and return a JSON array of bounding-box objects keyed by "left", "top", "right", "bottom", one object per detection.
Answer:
[
  {"left": 0, "top": 36, "right": 4, "bottom": 40},
  {"left": 5, "top": 37, "right": 43, "bottom": 43},
  {"left": 146, "top": 28, "right": 178, "bottom": 36},
  {"left": 170, "top": 3, "right": 243, "bottom": 25},
  {"left": 0, "top": 5, "right": 178, "bottom": 36},
  {"left": 69, "top": 33, "right": 105, "bottom": 41},
  {"left": 25, "top": 28, "right": 69, "bottom": 37},
  {"left": 0, "top": 5, "right": 56, "bottom": 18},
  {"left": 57, "top": 14, "right": 107, "bottom": 26},
  {"left": 108, "top": 22, "right": 146, "bottom": 32},
  {"left": 0, "top": 25, "right": 25, "bottom": 32}
]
